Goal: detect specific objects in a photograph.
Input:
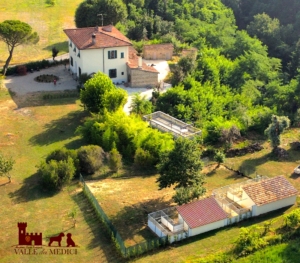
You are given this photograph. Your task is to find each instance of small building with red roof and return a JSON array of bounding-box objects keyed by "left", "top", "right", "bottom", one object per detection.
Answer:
[
  {"left": 64, "top": 25, "right": 158, "bottom": 87},
  {"left": 241, "top": 176, "right": 298, "bottom": 216},
  {"left": 148, "top": 176, "right": 298, "bottom": 242},
  {"left": 177, "top": 197, "right": 228, "bottom": 237}
]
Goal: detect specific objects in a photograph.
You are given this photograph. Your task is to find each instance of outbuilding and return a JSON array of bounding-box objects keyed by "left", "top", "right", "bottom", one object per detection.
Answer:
[
  {"left": 176, "top": 197, "right": 228, "bottom": 237},
  {"left": 242, "top": 176, "right": 298, "bottom": 216}
]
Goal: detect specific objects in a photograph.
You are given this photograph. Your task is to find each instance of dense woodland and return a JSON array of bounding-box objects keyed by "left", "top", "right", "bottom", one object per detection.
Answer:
[{"left": 75, "top": 0, "right": 300, "bottom": 145}]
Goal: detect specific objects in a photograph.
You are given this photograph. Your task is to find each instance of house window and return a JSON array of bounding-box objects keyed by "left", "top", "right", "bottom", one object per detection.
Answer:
[
  {"left": 69, "top": 41, "right": 72, "bottom": 47},
  {"left": 109, "top": 69, "right": 117, "bottom": 78},
  {"left": 70, "top": 57, "right": 73, "bottom": 66},
  {"left": 108, "top": 50, "right": 117, "bottom": 59},
  {"left": 121, "top": 52, "right": 124, "bottom": 59},
  {"left": 78, "top": 67, "right": 81, "bottom": 76},
  {"left": 121, "top": 72, "right": 124, "bottom": 75},
  {"left": 73, "top": 47, "right": 76, "bottom": 52},
  {"left": 77, "top": 51, "right": 80, "bottom": 58}
]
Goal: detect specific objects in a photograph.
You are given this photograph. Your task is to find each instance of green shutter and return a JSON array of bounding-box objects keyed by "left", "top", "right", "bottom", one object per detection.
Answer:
[
  {"left": 115, "top": 50, "right": 117, "bottom": 58},
  {"left": 108, "top": 51, "right": 111, "bottom": 59}
]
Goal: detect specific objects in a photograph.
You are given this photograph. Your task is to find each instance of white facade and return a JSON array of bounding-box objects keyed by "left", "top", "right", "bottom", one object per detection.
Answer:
[
  {"left": 188, "top": 218, "right": 227, "bottom": 237},
  {"left": 68, "top": 40, "right": 129, "bottom": 83},
  {"left": 252, "top": 195, "right": 297, "bottom": 216}
]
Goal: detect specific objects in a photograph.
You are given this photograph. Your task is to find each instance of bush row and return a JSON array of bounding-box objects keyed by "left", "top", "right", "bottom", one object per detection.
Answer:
[{"left": 3, "top": 58, "right": 69, "bottom": 76}]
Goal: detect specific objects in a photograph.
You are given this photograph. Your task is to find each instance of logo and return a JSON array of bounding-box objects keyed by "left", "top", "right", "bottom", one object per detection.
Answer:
[{"left": 13, "top": 222, "right": 78, "bottom": 255}]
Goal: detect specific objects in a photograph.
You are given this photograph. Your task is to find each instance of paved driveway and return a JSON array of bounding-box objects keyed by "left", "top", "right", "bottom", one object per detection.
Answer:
[
  {"left": 4, "top": 65, "right": 77, "bottom": 95},
  {"left": 4, "top": 59, "right": 171, "bottom": 114}
]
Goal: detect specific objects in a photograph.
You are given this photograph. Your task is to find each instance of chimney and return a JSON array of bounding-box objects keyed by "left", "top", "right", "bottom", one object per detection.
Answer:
[
  {"left": 92, "top": 33, "right": 96, "bottom": 45},
  {"left": 138, "top": 56, "right": 142, "bottom": 69}
]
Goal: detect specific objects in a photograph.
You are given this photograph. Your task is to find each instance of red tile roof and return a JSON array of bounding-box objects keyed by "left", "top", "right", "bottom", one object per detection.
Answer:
[
  {"left": 242, "top": 176, "right": 298, "bottom": 206},
  {"left": 127, "top": 47, "right": 158, "bottom": 73},
  {"left": 176, "top": 197, "right": 228, "bottom": 229},
  {"left": 64, "top": 25, "right": 132, "bottom": 50}
]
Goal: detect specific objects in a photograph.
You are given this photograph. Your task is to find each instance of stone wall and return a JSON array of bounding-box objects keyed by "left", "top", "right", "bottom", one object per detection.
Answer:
[
  {"left": 143, "top": 44, "right": 174, "bottom": 60},
  {"left": 128, "top": 66, "right": 158, "bottom": 88}
]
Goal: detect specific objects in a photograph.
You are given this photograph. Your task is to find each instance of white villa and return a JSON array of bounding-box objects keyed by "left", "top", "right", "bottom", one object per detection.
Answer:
[
  {"left": 64, "top": 25, "right": 158, "bottom": 87},
  {"left": 148, "top": 176, "right": 298, "bottom": 243}
]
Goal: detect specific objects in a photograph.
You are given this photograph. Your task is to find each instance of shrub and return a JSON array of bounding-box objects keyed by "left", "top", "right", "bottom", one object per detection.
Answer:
[
  {"left": 134, "top": 148, "right": 155, "bottom": 169},
  {"left": 77, "top": 145, "right": 105, "bottom": 174},
  {"left": 108, "top": 148, "right": 122, "bottom": 172},
  {"left": 38, "top": 158, "right": 75, "bottom": 191},
  {"left": 234, "top": 227, "right": 268, "bottom": 256},
  {"left": 17, "top": 65, "right": 27, "bottom": 76},
  {"left": 45, "top": 0, "right": 56, "bottom": 6},
  {"left": 214, "top": 150, "right": 226, "bottom": 165},
  {"left": 46, "top": 148, "right": 80, "bottom": 176},
  {"left": 284, "top": 208, "right": 300, "bottom": 228}
]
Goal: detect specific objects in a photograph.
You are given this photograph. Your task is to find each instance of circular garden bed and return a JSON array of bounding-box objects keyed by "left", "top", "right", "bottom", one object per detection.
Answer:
[{"left": 34, "top": 74, "right": 59, "bottom": 83}]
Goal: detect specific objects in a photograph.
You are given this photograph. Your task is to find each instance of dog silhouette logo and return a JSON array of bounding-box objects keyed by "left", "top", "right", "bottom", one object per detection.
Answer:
[
  {"left": 48, "top": 232, "right": 76, "bottom": 247},
  {"left": 48, "top": 233, "right": 65, "bottom": 247},
  {"left": 66, "top": 233, "right": 76, "bottom": 247}
]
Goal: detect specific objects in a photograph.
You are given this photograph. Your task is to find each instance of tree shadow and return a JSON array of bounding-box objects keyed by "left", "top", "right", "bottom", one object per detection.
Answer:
[
  {"left": 8, "top": 89, "right": 79, "bottom": 109},
  {"left": 238, "top": 152, "right": 272, "bottom": 176},
  {"left": 29, "top": 110, "right": 88, "bottom": 146},
  {"left": 111, "top": 198, "right": 174, "bottom": 243},
  {"left": 8, "top": 172, "right": 56, "bottom": 204},
  {"left": 43, "top": 41, "right": 69, "bottom": 53},
  {"left": 71, "top": 191, "right": 126, "bottom": 262},
  {"left": 286, "top": 144, "right": 300, "bottom": 162}
]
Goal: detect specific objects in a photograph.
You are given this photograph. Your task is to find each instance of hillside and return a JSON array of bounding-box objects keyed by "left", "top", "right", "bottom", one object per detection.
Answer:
[{"left": 0, "top": 0, "right": 82, "bottom": 66}]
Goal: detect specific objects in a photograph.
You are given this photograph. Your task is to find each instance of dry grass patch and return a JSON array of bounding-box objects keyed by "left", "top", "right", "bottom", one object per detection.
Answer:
[
  {"left": 85, "top": 166, "right": 247, "bottom": 247},
  {"left": 0, "top": 90, "right": 124, "bottom": 263},
  {"left": 87, "top": 176, "right": 175, "bottom": 246},
  {"left": 0, "top": 0, "right": 83, "bottom": 66}
]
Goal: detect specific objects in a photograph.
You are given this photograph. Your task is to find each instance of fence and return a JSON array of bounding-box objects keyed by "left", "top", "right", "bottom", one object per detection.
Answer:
[{"left": 80, "top": 175, "right": 168, "bottom": 258}]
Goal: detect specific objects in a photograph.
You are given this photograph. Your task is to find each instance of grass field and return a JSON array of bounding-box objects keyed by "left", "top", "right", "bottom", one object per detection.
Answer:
[
  {"left": 0, "top": 0, "right": 82, "bottom": 67},
  {"left": 0, "top": 91, "right": 125, "bottom": 263},
  {"left": 86, "top": 166, "right": 246, "bottom": 247}
]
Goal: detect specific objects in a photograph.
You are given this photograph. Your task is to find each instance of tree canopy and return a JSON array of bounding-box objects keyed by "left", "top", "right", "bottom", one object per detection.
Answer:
[
  {"left": 0, "top": 20, "right": 39, "bottom": 75},
  {"left": 264, "top": 115, "right": 290, "bottom": 149},
  {"left": 157, "top": 138, "right": 206, "bottom": 204},
  {"left": 75, "top": 0, "right": 127, "bottom": 28},
  {"left": 80, "top": 72, "right": 127, "bottom": 114}
]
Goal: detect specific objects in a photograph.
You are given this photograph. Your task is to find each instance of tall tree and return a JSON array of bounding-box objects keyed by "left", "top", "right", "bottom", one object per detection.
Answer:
[
  {"left": 0, "top": 20, "right": 39, "bottom": 75},
  {"left": 0, "top": 152, "right": 15, "bottom": 183},
  {"left": 157, "top": 138, "right": 206, "bottom": 204},
  {"left": 264, "top": 115, "right": 290, "bottom": 150}
]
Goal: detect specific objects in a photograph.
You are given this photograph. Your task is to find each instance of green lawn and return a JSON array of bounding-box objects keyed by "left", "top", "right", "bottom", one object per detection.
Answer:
[
  {"left": 0, "top": 91, "right": 125, "bottom": 263},
  {"left": 0, "top": 0, "right": 82, "bottom": 67},
  {"left": 234, "top": 240, "right": 300, "bottom": 263}
]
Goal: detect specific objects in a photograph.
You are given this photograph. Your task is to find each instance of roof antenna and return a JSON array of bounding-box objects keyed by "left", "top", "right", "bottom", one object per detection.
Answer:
[{"left": 97, "top": 14, "right": 104, "bottom": 27}]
